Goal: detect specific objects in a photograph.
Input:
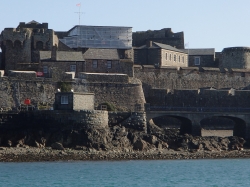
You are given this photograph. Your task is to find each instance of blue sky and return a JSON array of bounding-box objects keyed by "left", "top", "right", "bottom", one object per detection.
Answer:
[{"left": 0, "top": 0, "right": 250, "bottom": 52}]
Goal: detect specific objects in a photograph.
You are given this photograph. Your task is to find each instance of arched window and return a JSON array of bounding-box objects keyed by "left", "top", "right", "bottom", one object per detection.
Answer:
[
  {"left": 166, "top": 53, "right": 168, "bottom": 60},
  {"left": 36, "top": 41, "right": 44, "bottom": 50},
  {"left": 169, "top": 54, "right": 172, "bottom": 61}
]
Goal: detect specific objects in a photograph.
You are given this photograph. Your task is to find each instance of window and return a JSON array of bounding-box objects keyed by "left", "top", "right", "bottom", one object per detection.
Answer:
[
  {"left": 165, "top": 53, "right": 168, "bottom": 60},
  {"left": 43, "top": 66, "right": 48, "bottom": 73},
  {"left": 169, "top": 54, "right": 172, "bottom": 61},
  {"left": 70, "top": 65, "right": 76, "bottom": 72},
  {"left": 179, "top": 55, "right": 181, "bottom": 62},
  {"left": 174, "top": 55, "right": 176, "bottom": 62},
  {"left": 182, "top": 56, "right": 185, "bottom": 63},
  {"left": 92, "top": 60, "right": 98, "bottom": 68},
  {"left": 194, "top": 57, "right": 200, "bottom": 65},
  {"left": 61, "top": 96, "right": 68, "bottom": 104},
  {"left": 107, "top": 60, "right": 112, "bottom": 69}
]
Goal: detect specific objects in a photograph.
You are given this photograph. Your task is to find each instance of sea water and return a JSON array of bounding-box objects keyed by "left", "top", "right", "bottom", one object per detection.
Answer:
[{"left": 0, "top": 159, "right": 249, "bottom": 187}]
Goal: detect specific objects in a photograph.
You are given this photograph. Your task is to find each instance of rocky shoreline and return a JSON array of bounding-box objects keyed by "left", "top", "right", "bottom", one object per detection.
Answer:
[{"left": 1, "top": 147, "right": 250, "bottom": 162}]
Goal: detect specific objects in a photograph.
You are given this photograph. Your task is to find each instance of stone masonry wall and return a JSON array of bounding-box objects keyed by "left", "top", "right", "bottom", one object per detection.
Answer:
[
  {"left": 149, "top": 89, "right": 250, "bottom": 108},
  {"left": 221, "top": 47, "right": 250, "bottom": 69},
  {"left": 134, "top": 66, "right": 250, "bottom": 99},
  {"left": 74, "top": 77, "right": 146, "bottom": 112},
  {"left": 0, "top": 74, "right": 145, "bottom": 112}
]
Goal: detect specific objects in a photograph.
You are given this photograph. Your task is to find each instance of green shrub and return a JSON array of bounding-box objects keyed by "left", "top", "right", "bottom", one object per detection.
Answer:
[{"left": 57, "top": 82, "right": 71, "bottom": 92}]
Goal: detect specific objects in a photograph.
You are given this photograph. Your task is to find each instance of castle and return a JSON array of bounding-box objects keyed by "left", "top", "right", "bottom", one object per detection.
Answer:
[{"left": 1, "top": 21, "right": 250, "bottom": 113}]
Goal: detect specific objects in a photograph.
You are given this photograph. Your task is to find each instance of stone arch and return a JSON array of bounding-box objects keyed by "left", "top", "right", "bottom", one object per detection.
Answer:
[
  {"left": 200, "top": 115, "right": 246, "bottom": 138},
  {"left": 36, "top": 41, "right": 44, "bottom": 50},
  {"left": 14, "top": 40, "right": 22, "bottom": 48},
  {"left": 150, "top": 115, "right": 192, "bottom": 135},
  {"left": 5, "top": 40, "right": 13, "bottom": 47}
]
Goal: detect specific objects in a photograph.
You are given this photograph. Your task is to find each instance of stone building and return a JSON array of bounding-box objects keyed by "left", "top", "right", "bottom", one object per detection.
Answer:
[
  {"left": 182, "top": 48, "right": 217, "bottom": 67},
  {"left": 39, "top": 49, "right": 85, "bottom": 78},
  {"left": 0, "top": 21, "right": 64, "bottom": 74},
  {"left": 221, "top": 47, "right": 250, "bottom": 69},
  {"left": 132, "top": 28, "right": 184, "bottom": 49},
  {"left": 54, "top": 92, "right": 94, "bottom": 111},
  {"left": 82, "top": 48, "right": 133, "bottom": 77},
  {"left": 134, "top": 41, "right": 188, "bottom": 67}
]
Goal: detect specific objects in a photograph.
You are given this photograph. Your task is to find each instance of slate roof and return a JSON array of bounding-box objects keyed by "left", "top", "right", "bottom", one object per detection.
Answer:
[
  {"left": 39, "top": 51, "right": 85, "bottom": 61},
  {"left": 136, "top": 42, "right": 187, "bottom": 53},
  {"left": 182, "top": 48, "right": 215, "bottom": 55},
  {"left": 83, "top": 48, "right": 120, "bottom": 60}
]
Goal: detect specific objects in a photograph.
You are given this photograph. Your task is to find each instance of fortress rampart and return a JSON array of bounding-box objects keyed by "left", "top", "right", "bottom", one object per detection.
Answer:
[
  {"left": 221, "top": 47, "right": 250, "bottom": 69},
  {"left": 134, "top": 65, "right": 250, "bottom": 99},
  {"left": 0, "top": 72, "right": 146, "bottom": 112}
]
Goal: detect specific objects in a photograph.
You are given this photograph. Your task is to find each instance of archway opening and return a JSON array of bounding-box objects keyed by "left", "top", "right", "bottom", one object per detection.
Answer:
[
  {"left": 152, "top": 115, "right": 192, "bottom": 135},
  {"left": 200, "top": 116, "right": 246, "bottom": 138},
  {"left": 36, "top": 41, "right": 44, "bottom": 50}
]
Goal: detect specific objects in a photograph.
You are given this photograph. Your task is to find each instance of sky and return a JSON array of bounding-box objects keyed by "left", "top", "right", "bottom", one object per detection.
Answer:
[{"left": 0, "top": 0, "right": 250, "bottom": 52}]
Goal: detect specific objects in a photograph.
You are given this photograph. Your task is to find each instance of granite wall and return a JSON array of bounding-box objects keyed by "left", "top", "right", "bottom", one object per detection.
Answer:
[{"left": 134, "top": 66, "right": 250, "bottom": 99}]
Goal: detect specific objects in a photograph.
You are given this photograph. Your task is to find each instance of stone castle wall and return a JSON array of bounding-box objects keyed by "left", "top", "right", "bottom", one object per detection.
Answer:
[
  {"left": 149, "top": 88, "right": 250, "bottom": 108},
  {"left": 134, "top": 65, "right": 250, "bottom": 99},
  {"left": 221, "top": 47, "right": 250, "bottom": 69},
  {"left": 0, "top": 72, "right": 145, "bottom": 112},
  {"left": 132, "top": 28, "right": 184, "bottom": 48}
]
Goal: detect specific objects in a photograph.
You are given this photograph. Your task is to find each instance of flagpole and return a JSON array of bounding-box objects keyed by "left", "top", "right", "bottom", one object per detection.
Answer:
[
  {"left": 78, "top": 4, "right": 81, "bottom": 25},
  {"left": 75, "top": 3, "right": 83, "bottom": 25}
]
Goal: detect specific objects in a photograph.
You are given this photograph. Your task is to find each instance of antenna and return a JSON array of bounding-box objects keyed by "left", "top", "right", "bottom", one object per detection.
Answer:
[{"left": 75, "top": 3, "right": 83, "bottom": 25}]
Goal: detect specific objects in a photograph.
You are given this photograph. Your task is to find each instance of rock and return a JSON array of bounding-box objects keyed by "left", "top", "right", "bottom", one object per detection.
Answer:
[
  {"left": 51, "top": 142, "right": 64, "bottom": 150},
  {"left": 144, "top": 135, "right": 158, "bottom": 145},
  {"left": 75, "top": 146, "right": 87, "bottom": 151},
  {"left": 133, "top": 139, "right": 147, "bottom": 151}
]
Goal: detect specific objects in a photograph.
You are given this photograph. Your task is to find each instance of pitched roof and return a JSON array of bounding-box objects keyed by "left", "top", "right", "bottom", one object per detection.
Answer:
[
  {"left": 39, "top": 51, "right": 85, "bottom": 61},
  {"left": 182, "top": 48, "right": 215, "bottom": 55},
  {"left": 83, "top": 48, "right": 120, "bottom": 60},
  {"left": 135, "top": 42, "right": 187, "bottom": 53}
]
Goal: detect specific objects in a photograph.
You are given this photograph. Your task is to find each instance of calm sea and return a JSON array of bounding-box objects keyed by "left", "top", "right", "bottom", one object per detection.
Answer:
[{"left": 0, "top": 159, "right": 249, "bottom": 187}]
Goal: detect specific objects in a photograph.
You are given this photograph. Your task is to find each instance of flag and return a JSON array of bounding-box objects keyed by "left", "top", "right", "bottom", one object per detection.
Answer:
[{"left": 76, "top": 3, "right": 81, "bottom": 7}]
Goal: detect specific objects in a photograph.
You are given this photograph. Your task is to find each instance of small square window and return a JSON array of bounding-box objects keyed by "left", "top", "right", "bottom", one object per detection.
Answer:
[
  {"left": 194, "top": 57, "right": 200, "bottom": 65},
  {"left": 92, "top": 60, "right": 98, "bottom": 68},
  {"left": 70, "top": 65, "right": 76, "bottom": 72},
  {"left": 61, "top": 96, "right": 68, "bottom": 104},
  {"left": 43, "top": 66, "right": 48, "bottom": 73},
  {"left": 107, "top": 61, "right": 112, "bottom": 69}
]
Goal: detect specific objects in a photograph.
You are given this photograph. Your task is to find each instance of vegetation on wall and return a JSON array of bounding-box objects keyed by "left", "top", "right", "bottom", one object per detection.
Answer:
[
  {"left": 101, "top": 102, "right": 116, "bottom": 111},
  {"left": 57, "top": 82, "right": 72, "bottom": 92}
]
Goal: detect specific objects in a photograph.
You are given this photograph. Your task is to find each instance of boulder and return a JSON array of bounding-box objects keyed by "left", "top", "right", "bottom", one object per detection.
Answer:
[
  {"left": 51, "top": 142, "right": 64, "bottom": 150},
  {"left": 133, "top": 139, "right": 147, "bottom": 151}
]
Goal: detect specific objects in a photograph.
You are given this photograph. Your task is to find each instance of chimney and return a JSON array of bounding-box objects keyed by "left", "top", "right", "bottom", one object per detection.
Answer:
[
  {"left": 147, "top": 40, "right": 153, "bottom": 47},
  {"left": 51, "top": 46, "right": 57, "bottom": 61}
]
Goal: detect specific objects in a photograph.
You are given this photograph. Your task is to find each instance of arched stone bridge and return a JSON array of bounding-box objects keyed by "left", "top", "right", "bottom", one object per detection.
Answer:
[{"left": 146, "top": 111, "right": 250, "bottom": 139}]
